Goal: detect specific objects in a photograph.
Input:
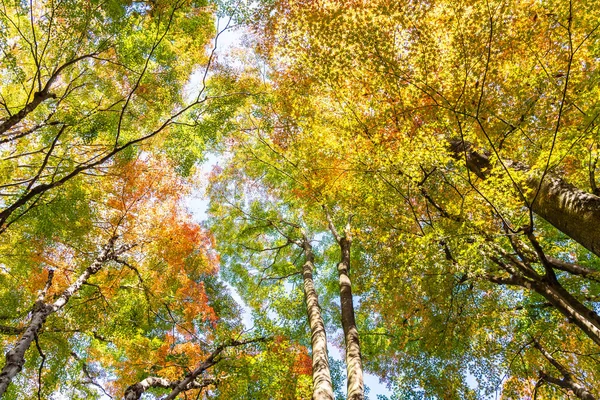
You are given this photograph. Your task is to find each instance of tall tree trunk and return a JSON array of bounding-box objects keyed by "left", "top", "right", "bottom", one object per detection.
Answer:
[
  {"left": 300, "top": 238, "right": 334, "bottom": 400},
  {"left": 326, "top": 212, "right": 364, "bottom": 400},
  {"left": 449, "top": 139, "right": 600, "bottom": 257},
  {"left": 0, "top": 237, "right": 131, "bottom": 396},
  {"left": 337, "top": 237, "right": 364, "bottom": 400}
]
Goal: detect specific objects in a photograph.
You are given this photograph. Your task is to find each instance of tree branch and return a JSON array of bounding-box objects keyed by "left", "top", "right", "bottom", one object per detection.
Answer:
[{"left": 162, "top": 337, "right": 268, "bottom": 400}]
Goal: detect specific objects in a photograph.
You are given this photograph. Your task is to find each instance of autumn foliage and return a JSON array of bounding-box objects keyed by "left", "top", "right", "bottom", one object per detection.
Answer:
[{"left": 3, "top": 0, "right": 600, "bottom": 399}]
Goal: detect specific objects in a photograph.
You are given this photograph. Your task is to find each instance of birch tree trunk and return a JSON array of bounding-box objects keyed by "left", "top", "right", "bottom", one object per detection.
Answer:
[{"left": 336, "top": 236, "right": 364, "bottom": 400}]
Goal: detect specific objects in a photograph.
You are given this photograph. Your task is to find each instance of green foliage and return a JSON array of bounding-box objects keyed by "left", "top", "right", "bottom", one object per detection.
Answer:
[{"left": 3, "top": 0, "right": 600, "bottom": 399}]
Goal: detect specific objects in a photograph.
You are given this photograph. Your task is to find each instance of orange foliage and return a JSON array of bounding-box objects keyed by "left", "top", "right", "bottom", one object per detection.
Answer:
[{"left": 270, "top": 336, "right": 313, "bottom": 377}]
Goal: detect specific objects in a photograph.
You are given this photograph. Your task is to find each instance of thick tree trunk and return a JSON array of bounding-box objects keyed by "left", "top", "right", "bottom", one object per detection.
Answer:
[
  {"left": 449, "top": 139, "right": 600, "bottom": 257},
  {"left": 0, "top": 237, "right": 130, "bottom": 396},
  {"left": 301, "top": 239, "right": 334, "bottom": 400},
  {"left": 529, "top": 174, "right": 600, "bottom": 257}
]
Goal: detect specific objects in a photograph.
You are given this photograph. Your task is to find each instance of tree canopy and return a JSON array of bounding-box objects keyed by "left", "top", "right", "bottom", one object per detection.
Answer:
[{"left": 2, "top": 0, "right": 600, "bottom": 399}]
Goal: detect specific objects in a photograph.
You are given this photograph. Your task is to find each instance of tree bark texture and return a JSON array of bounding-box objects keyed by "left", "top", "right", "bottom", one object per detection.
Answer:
[
  {"left": 449, "top": 139, "right": 600, "bottom": 257},
  {"left": 301, "top": 239, "right": 334, "bottom": 400},
  {"left": 529, "top": 174, "right": 600, "bottom": 257},
  {"left": 324, "top": 210, "right": 364, "bottom": 400}
]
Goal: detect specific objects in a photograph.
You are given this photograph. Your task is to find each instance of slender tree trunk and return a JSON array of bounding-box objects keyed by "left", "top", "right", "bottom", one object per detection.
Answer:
[
  {"left": 336, "top": 236, "right": 364, "bottom": 400},
  {"left": 325, "top": 211, "right": 364, "bottom": 400},
  {"left": 300, "top": 238, "right": 334, "bottom": 400},
  {"left": 449, "top": 139, "right": 600, "bottom": 257},
  {"left": 0, "top": 303, "right": 53, "bottom": 396},
  {"left": 0, "top": 237, "right": 131, "bottom": 396}
]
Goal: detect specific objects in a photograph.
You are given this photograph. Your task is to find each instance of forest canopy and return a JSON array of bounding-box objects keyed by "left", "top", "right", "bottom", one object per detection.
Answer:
[{"left": 1, "top": 0, "right": 600, "bottom": 399}]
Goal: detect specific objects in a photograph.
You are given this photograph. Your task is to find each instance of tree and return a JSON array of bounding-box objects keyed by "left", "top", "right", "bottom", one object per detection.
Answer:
[
  {"left": 0, "top": 155, "right": 225, "bottom": 398},
  {"left": 206, "top": 94, "right": 374, "bottom": 398},
  {"left": 0, "top": 0, "right": 235, "bottom": 234},
  {"left": 0, "top": 1, "right": 283, "bottom": 396},
  {"left": 237, "top": 0, "right": 600, "bottom": 397},
  {"left": 4, "top": 0, "right": 600, "bottom": 398},
  {"left": 207, "top": 170, "right": 336, "bottom": 399}
]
